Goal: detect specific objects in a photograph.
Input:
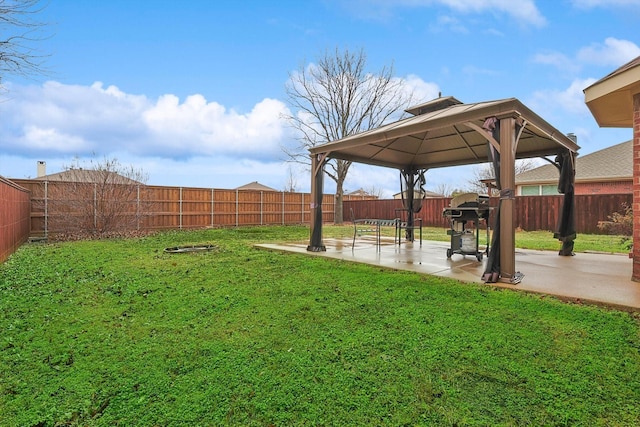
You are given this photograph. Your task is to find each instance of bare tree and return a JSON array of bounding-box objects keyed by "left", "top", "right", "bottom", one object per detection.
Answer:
[
  {"left": 0, "top": 0, "right": 48, "bottom": 86},
  {"left": 284, "top": 47, "right": 416, "bottom": 223},
  {"left": 364, "top": 185, "right": 385, "bottom": 199},
  {"left": 283, "top": 165, "right": 299, "bottom": 192},
  {"left": 432, "top": 183, "right": 455, "bottom": 198},
  {"left": 466, "top": 159, "right": 539, "bottom": 195},
  {"left": 40, "top": 156, "right": 152, "bottom": 239}
]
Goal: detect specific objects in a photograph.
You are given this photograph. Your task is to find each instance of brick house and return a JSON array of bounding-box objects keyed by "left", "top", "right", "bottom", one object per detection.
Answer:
[
  {"left": 515, "top": 140, "right": 632, "bottom": 196},
  {"left": 583, "top": 55, "right": 640, "bottom": 281}
]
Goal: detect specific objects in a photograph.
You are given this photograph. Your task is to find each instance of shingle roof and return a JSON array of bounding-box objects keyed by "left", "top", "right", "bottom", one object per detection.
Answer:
[
  {"left": 589, "top": 55, "right": 640, "bottom": 87},
  {"left": 347, "top": 188, "right": 373, "bottom": 197},
  {"left": 515, "top": 140, "right": 632, "bottom": 184},
  {"left": 583, "top": 56, "right": 640, "bottom": 128},
  {"left": 236, "top": 181, "right": 277, "bottom": 191},
  {"left": 35, "top": 169, "right": 141, "bottom": 184}
]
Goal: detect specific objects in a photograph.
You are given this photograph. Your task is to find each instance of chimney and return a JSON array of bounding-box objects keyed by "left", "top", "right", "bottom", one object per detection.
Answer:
[
  {"left": 566, "top": 133, "right": 577, "bottom": 144},
  {"left": 37, "top": 160, "right": 46, "bottom": 178}
]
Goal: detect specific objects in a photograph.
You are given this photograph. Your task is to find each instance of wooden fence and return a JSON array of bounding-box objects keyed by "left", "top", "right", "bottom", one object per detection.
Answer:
[
  {"left": 2, "top": 177, "right": 632, "bottom": 251},
  {"left": 0, "top": 177, "right": 31, "bottom": 263},
  {"left": 346, "top": 193, "right": 632, "bottom": 234},
  {"left": 11, "top": 180, "right": 338, "bottom": 236}
]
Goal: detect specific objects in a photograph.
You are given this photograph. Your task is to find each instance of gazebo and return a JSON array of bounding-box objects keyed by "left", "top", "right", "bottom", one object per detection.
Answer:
[
  {"left": 584, "top": 55, "right": 640, "bottom": 281},
  {"left": 307, "top": 96, "right": 580, "bottom": 284}
]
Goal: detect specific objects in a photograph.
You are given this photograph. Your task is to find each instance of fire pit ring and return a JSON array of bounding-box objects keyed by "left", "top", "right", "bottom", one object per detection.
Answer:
[{"left": 164, "top": 244, "right": 217, "bottom": 253}]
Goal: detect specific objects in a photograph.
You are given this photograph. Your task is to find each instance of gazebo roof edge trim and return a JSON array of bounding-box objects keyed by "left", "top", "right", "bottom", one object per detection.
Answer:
[{"left": 310, "top": 97, "right": 579, "bottom": 158}]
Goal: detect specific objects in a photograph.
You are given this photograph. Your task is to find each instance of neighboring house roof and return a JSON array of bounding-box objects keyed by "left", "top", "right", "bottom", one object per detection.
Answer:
[
  {"left": 515, "top": 140, "right": 632, "bottom": 184},
  {"left": 346, "top": 188, "right": 375, "bottom": 197},
  {"left": 35, "top": 169, "right": 141, "bottom": 184},
  {"left": 236, "top": 181, "right": 277, "bottom": 191}
]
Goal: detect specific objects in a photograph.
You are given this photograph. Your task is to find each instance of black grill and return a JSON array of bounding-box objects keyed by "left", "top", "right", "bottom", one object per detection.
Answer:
[{"left": 442, "top": 193, "right": 491, "bottom": 261}]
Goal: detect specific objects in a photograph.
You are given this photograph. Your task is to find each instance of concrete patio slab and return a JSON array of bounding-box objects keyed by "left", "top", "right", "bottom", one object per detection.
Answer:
[{"left": 257, "top": 238, "right": 640, "bottom": 311}]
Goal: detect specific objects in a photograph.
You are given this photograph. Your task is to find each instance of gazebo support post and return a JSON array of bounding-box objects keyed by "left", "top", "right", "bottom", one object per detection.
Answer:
[
  {"left": 498, "top": 115, "right": 517, "bottom": 282},
  {"left": 307, "top": 153, "right": 326, "bottom": 252},
  {"left": 400, "top": 168, "right": 417, "bottom": 241}
]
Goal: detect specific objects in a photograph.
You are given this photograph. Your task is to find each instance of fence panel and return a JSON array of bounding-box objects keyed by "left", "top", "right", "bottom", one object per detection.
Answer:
[
  {"left": 345, "top": 198, "right": 451, "bottom": 227},
  {"left": 514, "top": 196, "right": 563, "bottom": 232},
  {"left": 0, "top": 178, "right": 31, "bottom": 263},
  {"left": 574, "top": 194, "right": 631, "bottom": 234},
  {"left": 237, "top": 190, "right": 263, "bottom": 226},
  {"left": 321, "top": 194, "right": 335, "bottom": 223},
  {"left": 9, "top": 180, "right": 341, "bottom": 236},
  {"left": 142, "top": 186, "right": 181, "bottom": 230},
  {"left": 347, "top": 193, "right": 633, "bottom": 234},
  {"left": 180, "top": 187, "right": 213, "bottom": 229},
  {"left": 10, "top": 178, "right": 631, "bottom": 239}
]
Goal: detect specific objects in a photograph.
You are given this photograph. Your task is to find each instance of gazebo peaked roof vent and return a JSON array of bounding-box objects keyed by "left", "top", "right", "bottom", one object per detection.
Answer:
[{"left": 405, "top": 96, "right": 463, "bottom": 116}]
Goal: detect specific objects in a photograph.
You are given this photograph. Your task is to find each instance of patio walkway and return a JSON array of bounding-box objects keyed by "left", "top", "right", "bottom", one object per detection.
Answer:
[{"left": 257, "top": 238, "right": 640, "bottom": 311}]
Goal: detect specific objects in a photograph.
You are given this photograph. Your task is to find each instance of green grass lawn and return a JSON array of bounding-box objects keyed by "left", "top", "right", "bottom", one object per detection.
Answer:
[
  {"left": 1, "top": 226, "right": 638, "bottom": 426},
  {"left": 329, "top": 224, "right": 631, "bottom": 254}
]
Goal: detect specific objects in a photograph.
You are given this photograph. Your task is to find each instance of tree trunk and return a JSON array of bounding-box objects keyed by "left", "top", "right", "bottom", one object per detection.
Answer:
[{"left": 335, "top": 179, "right": 345, "bottom": 224}]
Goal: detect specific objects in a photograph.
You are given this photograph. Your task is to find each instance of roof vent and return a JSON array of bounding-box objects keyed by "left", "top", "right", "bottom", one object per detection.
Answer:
[{"left": 405, "top": 96, "right": 463, "bottom": 116}]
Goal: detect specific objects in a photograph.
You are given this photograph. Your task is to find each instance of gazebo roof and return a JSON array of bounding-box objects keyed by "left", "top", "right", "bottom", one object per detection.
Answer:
[
  {"left": 309, "top": 97, "right": 579, "bottom": 170},
  {"left": 584, "top": 55, "right": 640, "bottom": 128}
]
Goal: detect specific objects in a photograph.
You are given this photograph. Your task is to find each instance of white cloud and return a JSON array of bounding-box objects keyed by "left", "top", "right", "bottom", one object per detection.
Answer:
[
  {"left": 436, "top": 0, "right": 546, "bottom": 26},
  {"left": 429, "top": 15, "right": 469, "bottom": 33},
  {"left": 571, "top": 0, "right": 640, "bottom": 8},
  {"left": 529, "top": 78, "right": 597, "bottom": 117},
  {"left": 19, "top": 126, "right": 88, "bottom": 153},
  {"left": 0, "top": 81, "right": 290, "bottom": 161},
  {"left": 401, "top": 74, "right": 441, "bottom": 103},
  {"left": 532, "top": 52, "right": 580, "bottom": 74},
  {"left": 577, "top": 38, "right": 640, "bottom": 67},
  {"left": 343, "top": 0, "right": 545, "bottom": 26},
  {"left": 532, "top": 38, "right": 640, "bottom": 75}
]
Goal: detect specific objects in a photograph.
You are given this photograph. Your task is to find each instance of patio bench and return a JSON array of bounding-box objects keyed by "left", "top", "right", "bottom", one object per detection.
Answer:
[
  {"left": 351, "top": 209, "right": 397, "bottom": 251},
  {"left": 395, "top": 208, "right": 423, "bottom": 246}
]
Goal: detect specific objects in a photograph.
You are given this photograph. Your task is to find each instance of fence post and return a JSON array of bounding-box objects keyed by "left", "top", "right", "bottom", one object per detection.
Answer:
[
  {"left": 301, "top": 193, "right": 304, "bottom": 223},
  {"left": 282, "top": 191, "right": 285, "bottom": 225},
  {"left": 136, "top": 185, "right": 140, "bottom": 231},
  {"left": 94, "top": 183, "right": 98, "bottom": 229},
  {"left": 44, "top": 181, "right": 48, "bottom": 237},
  {"left": 211, "top": 188, "right": 214, "bottom": 227},
  {"left": 179, "top": 187, "right": 183, "bottom": 229},
  {"left": 260, "top": 191, "right": 264, "bottom": 225},
  {"left": 235, "top": 189, "right": 239, "bottom": 227}
]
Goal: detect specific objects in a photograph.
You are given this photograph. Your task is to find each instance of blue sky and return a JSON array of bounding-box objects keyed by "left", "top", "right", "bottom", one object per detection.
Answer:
[{"left": 1, "top": 0, "right": 639, "bottom": 196}]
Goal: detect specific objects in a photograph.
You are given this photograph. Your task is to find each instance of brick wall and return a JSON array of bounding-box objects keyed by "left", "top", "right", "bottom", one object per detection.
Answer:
[
  {"left": 633, "top": 92, "right": 640, "bottom": 280},
  {"left": 575, "top": 180, "right": 633, "bottom": 195}
]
